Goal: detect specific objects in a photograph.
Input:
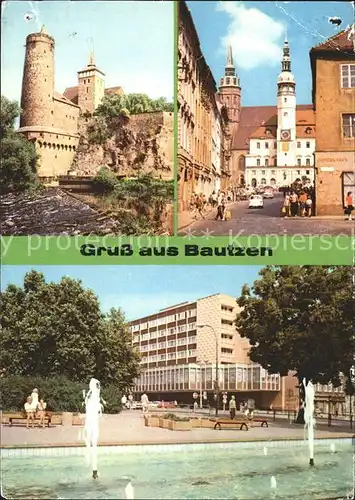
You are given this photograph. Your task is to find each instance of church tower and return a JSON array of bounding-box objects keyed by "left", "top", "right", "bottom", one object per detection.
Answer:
[
  {"left": 20, "top": 25, "right": 55, "bottom": 128},
  {"left": 77, "top": 52, "right": 105, "bottom": 113},
  {"left": 277, "top": 39, "right": 296, "bottom": 143},
  {"left": 218, "top": 46, "right": 241, "bottom": 125}
]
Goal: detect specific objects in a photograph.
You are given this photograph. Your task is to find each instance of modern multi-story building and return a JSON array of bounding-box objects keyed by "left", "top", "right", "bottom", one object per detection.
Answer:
[
  {"left": 310, "top": 25, "right": 355, "bottom": 215},
  {"left": 130, "top": 294, "right": 284, "bottom": 408}
]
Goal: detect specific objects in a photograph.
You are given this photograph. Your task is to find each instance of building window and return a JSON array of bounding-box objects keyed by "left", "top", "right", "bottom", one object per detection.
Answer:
[
  {"left": 257, "top": 142, "right": 260, "bottom": 149},
  {"left": 297, "top": 170, "right": 301, "bottom": 175},
  {"left": 340, "top": 64, "right": 355, "bottom": 88},
  {"left": 271, "top": 170, "right": 275, "bottom": 175},
  {"left": 284, "top": 98, "right": 287, "bottom": 102},
  {"left": 342, "top": 114, "right": 355, "bottom": 138},
  {"left": 306, "top": 170, "right": 310, "bottom": 175},
  {"left": 297, "top": 158, "right": 301, "bottom": 166},
  {"left": 84, "top": 79, "right": 86, "bottom": 84},
  {"left": 252, "top": 170, "right": 256, "bottom": 175},
  {"left": 306, "top": 158, "right": 311, "bottom": 166},
  {"left": 284, "top": 112, "right": 288, "bottom": 116},
  {"left": 88, "top": 79, "right": 91, "bottom": 83},
  {"left": 265, "top": 142, "right": 269, "bottom": 148},
  {"left": 261, "top": 170, "right": 266, "bottom": 175},
  {"left": 86, "top": 87, "right": 89, "bottom": 93},
  {"left": 256, "top": 159, "right": 260, "bottom": 166},
  {"left": 306, "top": 141, "right": 310, "bottom": 148},
  {"left": 342, "top": 172, "right": 355, "bottom": 205},
  {"left": 274, "top": 142, "right": 277, "bottom": 149},
  {"left": 297, "top": 141, "right": 301, "bottom": 148},
  {"left": 265, "top": 158, "right": 269, "bottom": 166}
]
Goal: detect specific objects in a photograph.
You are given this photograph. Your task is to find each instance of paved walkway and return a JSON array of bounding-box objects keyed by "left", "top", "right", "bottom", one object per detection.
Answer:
[{"left": 1, "top": 411, "right": 352, "bottom": 448}]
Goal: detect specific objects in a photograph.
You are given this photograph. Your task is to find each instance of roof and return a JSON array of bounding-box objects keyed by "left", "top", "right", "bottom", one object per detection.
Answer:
[
  {"left": 232, "top": 105, "right": 314, "bottom": 149},
  {"left": 53, "top": 91, "right": 79, "bottom": 107},
  {"left": 311, "top": 24, "right": 355, "bottom": 53},
  {"left": 63, "top": 86, "right": 124, "bottom": 106}
]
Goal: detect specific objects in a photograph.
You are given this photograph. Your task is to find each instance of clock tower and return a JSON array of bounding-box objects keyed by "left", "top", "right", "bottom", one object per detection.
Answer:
[
  {"left": 218, "top": 45, "right": 241, "bottom": 127},
  {"left": 277, "top": 39, "right": 297, "bottom": 167}
]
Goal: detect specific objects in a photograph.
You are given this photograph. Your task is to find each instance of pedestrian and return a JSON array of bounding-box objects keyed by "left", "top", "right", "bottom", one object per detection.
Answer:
[
  {"left": 298, "top": 191, "right": 307, "bottom": 217},
  {"left": 305, "top": 196, "right": 313, "bottom": 218},
  {"left": 215, "top": 192, "right": 225, "bottom": 220},
  {"left": 141, "top": 392, "right": 149, "bottom": 413},
  {"left": 290, "top": 191, "right": 299, "bottom": 217},
  {"left": 229, "top": 395, "right": 236, "bottom": 420},
  {"left": 24, "top": 396, "right": 35, "bottom": 429},
  {"left": 196, "top": 194, "right": 205, "bottom": 219},
  {"left": 282, "top": 192, "right": 291, "bottom": 218},
  {"left": 344, "top": 191, "right": 354, "bottom": 221},
  {"left": 211, "top": 191, "right": 218, "bottom": 208},
  {"left": 121, "top": 394, "right": 127, "bottom": 409}
]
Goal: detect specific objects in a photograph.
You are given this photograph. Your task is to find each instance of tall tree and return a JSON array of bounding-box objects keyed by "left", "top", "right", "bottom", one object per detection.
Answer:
[
  {"left": 236, "top": 266, "right": 354, "bottom": 422},
  {"left": 0, "top": 95, "right": 38, "bottom": 194},
  {"left": 0, "top": 271, "right": 140, "bottom": 388},
  {"left": 95, "top": 93, "right": 173, "bottom": 118}
]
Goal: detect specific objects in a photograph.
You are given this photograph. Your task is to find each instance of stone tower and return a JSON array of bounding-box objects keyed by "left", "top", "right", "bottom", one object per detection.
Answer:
[
  {"left": 77, "top": 52, "right": 105, "bottom": 113},
  {"left": 218, "top": 45, "right": 241, "bottom": 126},
  {"left": 20, "top": 25, "right": 55, "bottom": 128}
]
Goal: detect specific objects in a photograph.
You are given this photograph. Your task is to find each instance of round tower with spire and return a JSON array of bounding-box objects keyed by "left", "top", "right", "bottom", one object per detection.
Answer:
[
  {"left": 277, "top": 38, "right": 296, "bottom": 143},
  {"left": 77, "top": 51, "right": 105, "bottom": 113},
  {"left": 218, "top": 45, "right": 241, "bottom": 125},
  {"left": 20, "top": 25, "right": 55, "bottom": 128}
]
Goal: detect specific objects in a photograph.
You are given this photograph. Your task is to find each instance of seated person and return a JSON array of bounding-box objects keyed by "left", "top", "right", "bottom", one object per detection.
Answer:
[
  {"left": 38, "top": 398, "right": 47, "bottom": 428},
  {"left": 24, "top": 396, "right": 35, "bottom": 428}
]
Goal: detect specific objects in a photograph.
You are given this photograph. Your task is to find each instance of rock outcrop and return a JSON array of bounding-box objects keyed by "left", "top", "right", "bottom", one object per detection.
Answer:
[{"left": 72, "top": 111, "right": 173, "bottom": 180}]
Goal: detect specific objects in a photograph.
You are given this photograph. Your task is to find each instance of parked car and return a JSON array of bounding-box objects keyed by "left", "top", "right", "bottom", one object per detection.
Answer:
[
  {"left": 263, "top": 190, "right": 274, "bottom": 199},
  {"left": 248, "top": 195, "right": 264, "bottom": 208},
  {"left": 131, "top": 401, "right": 143, "bottom": 410},
  {"left": 157, "top": 401, "right": 177, "bottom": 409}
]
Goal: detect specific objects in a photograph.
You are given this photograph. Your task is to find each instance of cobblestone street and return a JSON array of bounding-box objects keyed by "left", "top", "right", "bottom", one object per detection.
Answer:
[{"left": 179, "top": 194, "right": 355, "bottom": 236}]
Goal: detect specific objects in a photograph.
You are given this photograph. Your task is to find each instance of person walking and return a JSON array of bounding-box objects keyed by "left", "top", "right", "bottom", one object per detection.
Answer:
[
  {"left": 215, "top": 192, "right": 225, "bottom": 221},
  {"left": 305, "top": 195, "right": 313, "bottom": 218},
  {"left": 282, "top": 192, "right": 291, "bottom": 218},
  {"left": 290, "top": 192, "right": 299, "bottom": 217},
  {"left": 141, "top": 393, "right": 149, "bottom": 413},
  {"left": 344, "top": 191, "right": 354, "bottom": 221},
  {"left": 229, "top": 395, "right": 236, "bottom": 420},
  {"left": 38, "top": 398, "right": 47, "bottom": 428}
]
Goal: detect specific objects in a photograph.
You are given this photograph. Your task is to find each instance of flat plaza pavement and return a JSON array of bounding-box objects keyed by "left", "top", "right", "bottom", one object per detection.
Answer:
[
  {"left": 178, "top": 193, "right": 355, "bottom": 236},
  {"left": 1, "top": 410, "right": 352, "bottom": 448}
]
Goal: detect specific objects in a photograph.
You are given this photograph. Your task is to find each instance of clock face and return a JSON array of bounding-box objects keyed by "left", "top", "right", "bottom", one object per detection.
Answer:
[{"left": 281, "top": 130, "right": 291, "bottom": 140}]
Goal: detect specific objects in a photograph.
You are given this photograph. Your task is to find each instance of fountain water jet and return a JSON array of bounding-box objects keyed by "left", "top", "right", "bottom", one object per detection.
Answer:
[
  {"left": 83, "top": 378, "right": 105, "bottom": 479},
  {"left": 263, "top": 446, "right": 268, "bottom": 456},
  {"left": 270, "top": 476, "right": 277, "bottom": 488},
  {"left": 125, "top": 481, "right": 134, "bottom": 499},
  {"left": 304, "top": 378, "right": 315, "bottom": 467}
]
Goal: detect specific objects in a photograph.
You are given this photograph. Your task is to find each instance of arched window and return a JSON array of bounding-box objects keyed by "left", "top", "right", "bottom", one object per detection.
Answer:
[
  {"left": 251, "top": 178, "right": 257, "bottom": 187},
  {"left": 261, "top": 178, "right": 266, "bottom": 185},
  {"left": 270, "top": 178, "right": 276, "bottom": 185}
]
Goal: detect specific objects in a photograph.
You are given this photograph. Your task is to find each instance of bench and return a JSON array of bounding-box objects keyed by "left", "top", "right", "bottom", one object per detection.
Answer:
[
  {"left": 8, "top": 413, "right": 52, "bottom": 428},
  {"left": 214, "top": 419, "right": 249, "bottom": 431},
  {"left": 250, "top": 418, "right": 268, "bottom": 427}
]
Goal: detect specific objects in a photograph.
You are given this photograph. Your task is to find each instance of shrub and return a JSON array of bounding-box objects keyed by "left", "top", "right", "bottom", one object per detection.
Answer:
[
  {"left": 0, "top": 375, "right": 122, "bottom": 414},
  {"left": 92, "top": 167, "right": 118, "bottom": 194}
]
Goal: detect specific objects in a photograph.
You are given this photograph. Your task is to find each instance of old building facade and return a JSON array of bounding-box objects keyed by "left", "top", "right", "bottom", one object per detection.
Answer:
[
  {"left": 240, "top": 40, "right": 316, "bottom": 188},
  {"left": 19, "top": 26, "right": 124, "bottom": 180},
  {"left": 310, "top": 25, "right": 355, "bottom": 215},
  {"left": 178, "top": 1, "right": 230, "bottom": 211}
]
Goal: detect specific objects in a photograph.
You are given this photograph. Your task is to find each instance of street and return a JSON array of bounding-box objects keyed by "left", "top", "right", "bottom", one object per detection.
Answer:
[{"left": 179, "top": 193, "right": 355, "bottom": 236}]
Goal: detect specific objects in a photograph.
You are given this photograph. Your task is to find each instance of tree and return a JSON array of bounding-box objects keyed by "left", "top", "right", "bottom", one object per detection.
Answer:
[
  {"left": 95, "top": 93, "right": 173, "bottom": 118},
  {"left": 0, "top": 271, "right": 140, "bottom": 388},
  {"left": 236, "top": 266, "right": 354, "bottom": 422},
  {"left": 0, "top": 95, "right": 20, "bottom": 137},
  {"left": 0, "top": 96, "right": 38, "bottom": 194}
]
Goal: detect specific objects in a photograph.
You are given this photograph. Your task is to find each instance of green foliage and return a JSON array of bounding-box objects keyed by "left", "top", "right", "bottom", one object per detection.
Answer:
[
  {"left": 87, "top": 116, "right": 110, "bottom": 144},
  {"left": 95, "top": 93, "right": 173, "bottom": 118},
  {"left": 0, "top": 96, "right": 39, "bottom": 194},
  {"left": 0, "top": 96, "right": 21, "bottom": 136},
  {"left": 0, "top": 271, "right": 140, "bottom": 389},
  {"left": 236, "top": 266, "right": 355, "bottom": 388},
  {"left": 92, "top": 167, "right": 118, "bottom": 194},
  {"left": 0, "top": 375, "right": 123, "bottom": 413}
]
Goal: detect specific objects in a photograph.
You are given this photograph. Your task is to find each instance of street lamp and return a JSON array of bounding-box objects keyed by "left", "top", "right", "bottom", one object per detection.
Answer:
[{"left": 197, "top": 324, "right": 219, "bottom": 417}]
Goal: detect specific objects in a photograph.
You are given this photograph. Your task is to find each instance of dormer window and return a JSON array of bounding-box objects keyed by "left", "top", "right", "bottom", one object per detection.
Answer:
[
  {"left": 265, "top": 128, "right": 272, "bottom": 136},
  {"left": 305, "top": 127, "right": 312, "bottom": 134}
]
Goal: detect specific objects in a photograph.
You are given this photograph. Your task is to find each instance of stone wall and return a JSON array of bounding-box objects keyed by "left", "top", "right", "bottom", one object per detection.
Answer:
[
  {"left": 53, "top": 98, "right": 79, "bottom": 134},
  {"left": 73, "top": 111, "right": 174, "bottom": 179}
]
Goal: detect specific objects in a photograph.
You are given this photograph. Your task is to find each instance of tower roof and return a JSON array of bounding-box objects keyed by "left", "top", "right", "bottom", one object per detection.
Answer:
[
  {"left": 310, "top": 24, "right": 354, "bottom": 53},
  {"left": 77, "top": 51, "right": 105, "bottom": 76},
  {"left": 40, "top": 25, "right": 48, "bottom": 35},
  {"left": 226, "top": 45, "right": 234, "bottom": 68}
]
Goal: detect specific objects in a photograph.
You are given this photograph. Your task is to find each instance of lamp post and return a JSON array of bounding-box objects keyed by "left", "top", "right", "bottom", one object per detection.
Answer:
[{"left": 197, "top": 324, "right": 219, "bottom": 417}]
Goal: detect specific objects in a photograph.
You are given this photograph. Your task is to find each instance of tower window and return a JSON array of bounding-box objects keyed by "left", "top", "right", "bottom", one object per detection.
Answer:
[
  {"left": 226, "top": 77, "right": 230, "bottom": 84},
  {"left": 257, "top": 159, "right": 261, "bottom": 166},
  {"left": 51, "top": 111, "right": 53, "bottom": 115},
  {"left": 297, "top": 141, "right": 301, "bottom": 148},
  {"left": 87, "top": 87, "right": 89, "bottom": 93},
  {"left": 265, "top": 158, "right": 269, "bottom": 166},
  {"left": 257, "top": 142, "right": 260, "bottom": 149},
  {"left": 284, "top": 98, "right": 287, "bottom": 102},
  {"left": 88, "top": 79, "right": 91, "bottom": 83},
  {"left": 306, "top": 158, "right": 311, "bottom": 166},
  {"left": 84, "top": 79, "right": 86, "bottom": 84},
  {"left": 265, "top": 142, "right": 269, "bottom": 148},
  {"left": 297, "top": 158, "right": 301, "bottom": 166},
  {"left": 306, "top": 141, "right": 310, "bottom": 148}
]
